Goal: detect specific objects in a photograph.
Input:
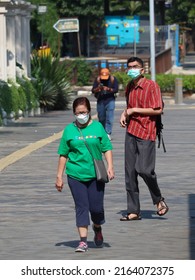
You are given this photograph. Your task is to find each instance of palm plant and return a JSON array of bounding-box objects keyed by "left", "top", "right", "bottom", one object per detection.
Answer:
[
  {"left": 31, "top": 54, "right": 71, "bottom": 111},
  {"left": 110, "top": 0, "right": 143, "bottom": 15},
  {"left": 128, "top": 1, "right": 142, "bottom": 16}
]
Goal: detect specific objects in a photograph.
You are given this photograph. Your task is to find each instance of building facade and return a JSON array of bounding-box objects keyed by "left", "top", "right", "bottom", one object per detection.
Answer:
[{"left": 0, "top": 0, "right": 35, "bottom": 81}]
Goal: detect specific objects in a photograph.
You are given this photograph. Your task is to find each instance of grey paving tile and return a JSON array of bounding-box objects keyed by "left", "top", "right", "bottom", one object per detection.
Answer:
[{"left": 0, "top": 97, "right": 195, "bottom": 259}]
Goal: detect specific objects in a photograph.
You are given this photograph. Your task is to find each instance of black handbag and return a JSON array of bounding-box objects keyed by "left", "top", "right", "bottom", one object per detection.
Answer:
[{"left": 77, "top": 127, "right": 109, "bottom": 183}]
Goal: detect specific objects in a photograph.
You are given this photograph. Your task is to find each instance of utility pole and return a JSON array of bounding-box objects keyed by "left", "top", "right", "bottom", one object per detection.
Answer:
[
  {"left": 38, "top": 4, "right": 47, "bottom": 48},
  {"left": 149, "top": 0, "right": 156, "bottom": 81}
]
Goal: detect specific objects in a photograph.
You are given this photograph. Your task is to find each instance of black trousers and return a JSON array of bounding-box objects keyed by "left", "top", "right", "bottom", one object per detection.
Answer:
[
  {"left": 68, "top": 176, "right": 105, "bottom": 227},
  {"left": 125, "top": 133, "right": 163, "bottom": 214}
]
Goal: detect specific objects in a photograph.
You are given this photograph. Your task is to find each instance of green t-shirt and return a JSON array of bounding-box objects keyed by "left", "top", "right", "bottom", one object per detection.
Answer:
[{"left": 58, "top": 120, "right": 113, "bottom": 181}]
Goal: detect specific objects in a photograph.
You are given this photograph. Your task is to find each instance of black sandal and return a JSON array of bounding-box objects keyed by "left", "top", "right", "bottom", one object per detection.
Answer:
[
  {"left": 120, "top": 214, "right": 141, "bottom": 221},
  {"left": 157, "top": 199, "right": 169, "bottom": 216}
]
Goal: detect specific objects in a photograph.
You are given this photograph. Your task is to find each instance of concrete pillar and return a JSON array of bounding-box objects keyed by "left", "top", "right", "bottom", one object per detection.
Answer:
[
  {"left": 0, "top": 6, "right": 7, "bottom": 81},
  {"left": 14, "top": 2, "right": 35, "bottom": 78},
  {"left": 21, "top": 12, "right": 28, "bottom": 76},
  {"left": 15, "top": 9, "right": 22, "bottom": 70},
  {"left": 6, "top": 10, "right": 16, "bottom": 80},
  {"left": 0, "top": 1, "right": 35, "bottom": 81},
  {"left": 175, "top": 78, "right": 183, "bottom": 104},
  {"left": 22, "top": 9, "right": 33, "bottom": 77},
  {"left": 26, "top": 15, "right": 31, "bottom": 77}
]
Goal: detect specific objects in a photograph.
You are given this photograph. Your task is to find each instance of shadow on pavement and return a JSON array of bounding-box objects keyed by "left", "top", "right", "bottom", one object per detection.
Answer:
[
  {"left": 55, "top": 240, "right": 111, "bottom": 249},
  {"left": 5, "top": 122, "right": 39, "bottom": 127},
  {"left": 118, "top": 209, "right": 169, "bottom": 220},
  {"left": 189, "top": 194, "right": 195, "bottom": 260}
]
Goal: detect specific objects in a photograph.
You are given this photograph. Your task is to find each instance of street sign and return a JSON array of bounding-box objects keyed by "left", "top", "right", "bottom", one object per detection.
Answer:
[
  {"left": 38, "top": 5, "right": 47, "bottom": 14},
  {"left": 53, "top": 18, "right": 79, "bottom": 33}
]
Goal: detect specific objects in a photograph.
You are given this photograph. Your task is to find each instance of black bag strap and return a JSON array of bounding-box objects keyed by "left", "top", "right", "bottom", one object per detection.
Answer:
[
  {"left": 157, "top": 130, "right": 166, "bottom": 153},
  {"left": 156, "top": 103, "right": 166, "bottom": 153}
]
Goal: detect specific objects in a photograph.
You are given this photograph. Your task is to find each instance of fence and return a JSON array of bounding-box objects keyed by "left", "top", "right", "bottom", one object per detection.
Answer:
[
  {"left": 89, "top": 24, "right": 179, "bottom": 67},
  {"left": 85, "top": 47, "right": 172, "bottom": 75}
]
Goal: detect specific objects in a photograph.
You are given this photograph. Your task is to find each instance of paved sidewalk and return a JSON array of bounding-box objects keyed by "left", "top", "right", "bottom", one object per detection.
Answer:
[{"left": 0, "top": 96, "right": 195, "bottom": 260}]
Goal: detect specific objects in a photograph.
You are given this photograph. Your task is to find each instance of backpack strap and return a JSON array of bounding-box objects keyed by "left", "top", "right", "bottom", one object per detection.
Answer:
[
  {"left": 110, "top": 75, "right": 115, "bottom": 85},
  {"left": 97, "top": 76, "right": 101, "bottom": 84},
  {"left": 157, "top": 115, "right": 166, "bottom": 153}
]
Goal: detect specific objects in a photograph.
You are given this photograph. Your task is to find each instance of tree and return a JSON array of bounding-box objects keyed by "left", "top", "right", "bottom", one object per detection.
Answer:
[
  {"left": 29, "top": 0, "right": 195, "bottom": 56},
  {"left": 55, "top": 0, "right": 105, "bottom": 56},
  {"left": 165, "top": 0, "right": 192, "bottom": 25},
  {"left": 30, "top": 0, "right": 61, "bottom": 54},
  {"left": 109, "top": 0, "right": 144, "bottom": 15},
  {"left": 56, "top": 0, "right": 104, "bottom": 17},
  {"left": 165, "top": 0, "right": 195, "bottom": 50}
]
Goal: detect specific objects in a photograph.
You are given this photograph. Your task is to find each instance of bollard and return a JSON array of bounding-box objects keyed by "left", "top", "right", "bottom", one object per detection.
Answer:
[{"left": 175, "top": 78, "right": 183, "bottom": 104}]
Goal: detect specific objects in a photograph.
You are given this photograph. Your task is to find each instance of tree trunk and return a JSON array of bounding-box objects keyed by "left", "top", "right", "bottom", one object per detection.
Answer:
[{"left": 104, "top": 0, "right": 110, "bottom": 15}]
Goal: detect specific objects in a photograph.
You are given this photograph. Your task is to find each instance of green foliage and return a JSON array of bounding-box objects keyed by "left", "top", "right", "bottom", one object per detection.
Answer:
[
  {"left": 156, "top": 74, "right": 195, "bottom": 93},
  {"left": 165, "top": 0, "right": 193, "bottom": 25},
  {"left": 9, "top": 80, "right": 34, "bottom": 116},
  {"left": 56, "top": 0, "right": 104, "bottom": 17},
  {"left": 17, "top": 77, "right": 37, "bottom": 110},
  {"left": 0, "top": 80, "right": 28, "bottom": 118},
  {"left": 70, "top": 58, "right": 93, "bottom": 86},
  {"left": 110, "top": 0, "right": 144, "bottom": 15},
  {"left": 113, "top": 72, "right": 195, "bottom": 94},
  {"left": 188, "top": 5, "right": 195, "bottom": 24},
  {"left": 8, "top": 82, "right": 20, "bottom": 117},
  {"left": 31, "top": 54, "right": 71, "bottom": 110},
  {"left": 17, "top": 86, "right": 27, "bottom": 112},
  {"left": 29, "top": 0, "right": 195, "bottom": 60},
  {"left": 30, "top": 1, "right": 61, "bottom": 54},
  {"left": 182, "top": 75, "right": 195, "bottom": 92},
  {"left": 0, "top": 81, "right": 13, "bottom": 115},
  {"left": 29, "top": 0, "right": 195, "bottom": 62},
  {"left": 47, "top": 58, "right": 94, "bottom": 86},
  {"left": 156, "top": 74, "right": 177, "bottom": 92},
  {"left": 113, "top": 71, "right": 130, "bottom": 87}
]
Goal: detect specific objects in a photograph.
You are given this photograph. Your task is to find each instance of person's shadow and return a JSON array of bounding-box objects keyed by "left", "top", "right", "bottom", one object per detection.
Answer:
[
  {"left": 55, "top": 240, "right": 111, "bottom": 248},
  {"left": 55, "top": 209, "right": 169, "bottom": 248}
]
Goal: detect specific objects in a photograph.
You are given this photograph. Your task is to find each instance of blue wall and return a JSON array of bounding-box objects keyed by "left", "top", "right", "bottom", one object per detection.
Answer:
[{"left": 105, "top": 16, "right": 140, "bottom": 47}]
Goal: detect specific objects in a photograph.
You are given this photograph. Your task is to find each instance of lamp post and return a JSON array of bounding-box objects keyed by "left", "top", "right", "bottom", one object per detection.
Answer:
[
  {"left": 38, "top": 4, "right": 47, "bottom": 48},
  {"left": 149, "top": 0, "right": 156, "bottom": 81}
]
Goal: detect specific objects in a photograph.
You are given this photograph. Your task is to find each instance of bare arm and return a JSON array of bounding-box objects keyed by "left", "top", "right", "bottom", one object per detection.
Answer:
[
  {"left": 55, "top": 155, "right": 67, "bottom": 192},
  {"left": 120, "top": 107, "right": 162, "bottom": 128},
  {"left": 126, "top": 107, "right": 162, "bottom": 116},
  {"left": 104, "top": 150, "right": 114, "bottom": 180}
]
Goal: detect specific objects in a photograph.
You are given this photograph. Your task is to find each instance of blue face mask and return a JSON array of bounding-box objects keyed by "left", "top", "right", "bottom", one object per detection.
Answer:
[{"left": 127, "top": 69, "right": 141, "bottom": 79}]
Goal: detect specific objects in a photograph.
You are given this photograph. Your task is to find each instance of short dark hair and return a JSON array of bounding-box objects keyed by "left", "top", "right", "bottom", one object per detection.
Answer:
[
  {"left": 127, "top": 57, "right": 144, "bottom": 68},
  {"left": 72, "top": 97, "right": 91, "bottom": 113}
]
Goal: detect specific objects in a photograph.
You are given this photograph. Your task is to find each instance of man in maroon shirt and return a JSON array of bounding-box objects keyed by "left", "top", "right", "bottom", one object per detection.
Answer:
[{"left": 119, "top": 56, "right": 169, "bottom": 221}]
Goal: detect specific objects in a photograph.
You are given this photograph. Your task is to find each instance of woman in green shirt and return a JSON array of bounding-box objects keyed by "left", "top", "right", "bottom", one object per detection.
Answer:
[{"left": 55, "top": 97, "right": 114, "bottom": 253}]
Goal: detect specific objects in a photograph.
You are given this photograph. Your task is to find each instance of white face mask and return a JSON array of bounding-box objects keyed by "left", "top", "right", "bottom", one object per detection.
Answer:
[{"left": 75, "top": 113, "right": 89, "bottom": 125}]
